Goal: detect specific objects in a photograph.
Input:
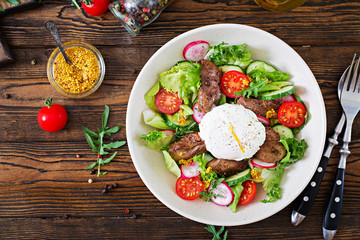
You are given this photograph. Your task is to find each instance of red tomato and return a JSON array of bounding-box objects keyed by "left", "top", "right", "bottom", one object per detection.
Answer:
[
  {"left": 155, "top": 88, "right": 183, "bottom": 114},
  {"left": 176, "top": 176, "right": 203, "bottom": 200},
  {"left": 220, "top": 70, "right": 250, "bottom": 98},
  {"left": 37, "top": 98, "right": 68, "bottom": 133},
  {"left": 238, "top": 180, "right": 256, "bottom": 205},
  {"left": 278, "top": 101, "right": 306, "bottom": 128},
  {"left": 81, "top": 0, "right": 110, "bottom": 16}
]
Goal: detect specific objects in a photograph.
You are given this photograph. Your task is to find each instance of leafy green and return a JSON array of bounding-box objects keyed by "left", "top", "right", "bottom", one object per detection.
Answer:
[
  {"left": 229, "top": 182, "right": 244, "bottom": 213},
  {"left": 193, "top": 154, "right": 218, "bottom": 183},
  {"left": 174, "top": 121, "right": 199, "bottom": 142},
  {"left": 292, "top": 93, "right": 311, "bottom": 134},
  {"left": 236, "top": 79, "right": 267, "bottom": 98},
  {"left": 198, "top": 177, "right": 225, "bottom": 202},
  {"left": 140, "top": 130, "right": 173, "bottom": 151},
  {"left": 161, "top": 151, "right": 181, "bottom": 178},
  {"left": 261, "top": 137, "right": 308, "bottom": 203},
  {"left": 159, "top": 62, "right": 201, "bottom": 104},
  {"left": 83, "top": 105, "right": 126, "bottom": 177},
  {"left": 142, "top": 109, "right": 174, "bottom": 130},
  {"left": 208, "top": 42, "right": 252, "bottom": 68},
  {"left": 204, "top": 225, "right": 228, "bottom": 240},
  {"left": 144, "top": 81, "right": 160, "bottom": 110}
]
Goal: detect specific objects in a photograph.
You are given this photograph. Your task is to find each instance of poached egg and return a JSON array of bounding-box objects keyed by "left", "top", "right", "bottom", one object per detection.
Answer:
[{"left": 199, "top": 103, "right": 266, "bottom": 161}]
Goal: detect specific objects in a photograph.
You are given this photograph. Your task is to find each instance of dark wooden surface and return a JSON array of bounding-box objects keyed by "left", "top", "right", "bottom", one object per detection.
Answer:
[{"left": 0, "top": 0, "right": 360, "bottom": 239}]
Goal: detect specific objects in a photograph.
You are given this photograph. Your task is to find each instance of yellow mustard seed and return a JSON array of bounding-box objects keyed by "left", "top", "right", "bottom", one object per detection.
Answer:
[{"left": 53, "top": 46, "right": 99, "bottom": 94}]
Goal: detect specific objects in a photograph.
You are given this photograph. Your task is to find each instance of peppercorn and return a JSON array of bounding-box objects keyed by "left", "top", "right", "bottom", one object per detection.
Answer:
[
  {"left": 107, "top": 184, "right": 113, "bottom": 190},
  {"left": 31, "top": 59, "right": 37, "bottom": 65},
  {"left": 113, "top": 183, "right": 118, "bottom": 188},
  {"left": 124, "top": 208, "right": 130, "bottom": 214},
  {"left": 4, "top": 94, "right": 11, "bottom": 99},
  {"left": 102, "top": 189, "right": 108, "bottom": 194},
  {"left": 90, "top": 169, "right": 96, "bottom": 175},
  {"left": 132, "top": 214, "right": 137, "bottom": 219},
  {"left": 76, "top": 154, "right": 81, "bottom": 158},
  {"left": 88, "top": 179, "right": 93, "bottom": 183}
]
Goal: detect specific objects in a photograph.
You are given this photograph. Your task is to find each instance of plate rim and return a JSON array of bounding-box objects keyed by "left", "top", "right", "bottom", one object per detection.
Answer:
[{"left": 126, "top": 23, "right": 327, "bottom": 226}]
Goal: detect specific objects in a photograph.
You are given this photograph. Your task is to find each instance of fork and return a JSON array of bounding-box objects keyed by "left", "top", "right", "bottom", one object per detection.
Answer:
[{"left": 323, "top": 54, "right": 360, "bottom": 240}]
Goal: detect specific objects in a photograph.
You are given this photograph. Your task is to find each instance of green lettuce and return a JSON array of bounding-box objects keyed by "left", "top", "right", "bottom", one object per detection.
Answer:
[
  {"left": 159, "top": 62, "right": 201, "bottom": 104},
  {"left": 144, "top": 81, "right": 160, "bottom": 110},
  {"left": 229, "top": 183, "right": 244, "bottom": 213},
  {"left": 162, "top": 151, "right": 181, "bottom": 178},
  {"left": 140, "top": 130, "right": 173, "bottom": 151},
  {"left": 208, "top": 42, "right": 252, "bottom": 68},
  {"left": 261, "top": 137, "right": 308, "bottom": 203},
  {"left": 142, "top": 109, "right": 173, "bottom": 130}
]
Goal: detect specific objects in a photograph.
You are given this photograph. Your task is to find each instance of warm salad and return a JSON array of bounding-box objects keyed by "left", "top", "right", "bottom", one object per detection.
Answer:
[{"left": 140, "top": 40, "right": 308, "bottom": 212}]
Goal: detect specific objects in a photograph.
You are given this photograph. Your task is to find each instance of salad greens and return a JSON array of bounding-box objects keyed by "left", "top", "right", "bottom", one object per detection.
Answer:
[
  {"left": 140, "top": 41, "right": 309, "bottom": 212},
  {"left": 159, "top": 62, "right": 202, "bottom": 104},
  {"left": 260, "top": 137, "right": 308, "bottom": 203},
  {"left": 208, "top": 42, "right": 252, "bottom": 68},
  {"left": 205, "top": 225, "right": 228, "bottom": 240}
]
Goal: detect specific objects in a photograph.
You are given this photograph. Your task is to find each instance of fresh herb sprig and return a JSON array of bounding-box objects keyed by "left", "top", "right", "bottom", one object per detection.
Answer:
[
  {"left": 205, "top": 225, "right": 228, "bottom": 240},
  {"left": 82, "top": 105, "right": 126, "bottom": 177}
]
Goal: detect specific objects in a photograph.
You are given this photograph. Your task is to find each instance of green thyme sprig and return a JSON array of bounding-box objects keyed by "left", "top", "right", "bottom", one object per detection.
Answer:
[
  {"left": 82, "top": 105, "right": 126, "bottom": 177},
  {"left": 205, "top": 225, "right": 228, "bottom": 240}
]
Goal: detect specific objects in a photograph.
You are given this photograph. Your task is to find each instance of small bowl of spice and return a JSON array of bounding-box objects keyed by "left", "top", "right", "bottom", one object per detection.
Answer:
[{"left": 47, "top": 41, "right": 105, "bottom": 98}]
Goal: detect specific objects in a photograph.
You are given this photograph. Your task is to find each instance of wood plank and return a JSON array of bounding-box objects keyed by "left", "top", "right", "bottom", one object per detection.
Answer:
[
  {"left": 0, "top": 214, "right": 359, "bottom": 239},
  {"left": 0, "top": 0, "right": 359, "bottom": 47}
]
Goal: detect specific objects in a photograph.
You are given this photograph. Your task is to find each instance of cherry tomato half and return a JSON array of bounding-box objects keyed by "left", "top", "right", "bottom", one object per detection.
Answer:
[
  {"left": 37, "top": 98, "right": 68, "bottom": 133},
  {"left": 220, "top": 70, "right": 250, "bottom": 98},
  {"left": 155, "top": 88, "right": 183, "bottom": 114},
  {"left": 278, "top": 101, "right": 306, "bottom": 128},
  {"left": 238, "top": 180, "right": 256, "bottom": 205},
  {"left": 176, "top": 176, "right": 203, "bottom": 200},
  {"left": 81, "top": 0, "right": 110, "bottom": 16}
]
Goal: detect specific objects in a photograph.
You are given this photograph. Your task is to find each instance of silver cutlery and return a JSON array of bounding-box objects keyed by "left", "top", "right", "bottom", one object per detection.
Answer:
[
  {"left": 323, "top": 54, "right": 360, "bottom": 240},
  {"left": 291, "top": 57, "right": 349, "bottom": 226}
]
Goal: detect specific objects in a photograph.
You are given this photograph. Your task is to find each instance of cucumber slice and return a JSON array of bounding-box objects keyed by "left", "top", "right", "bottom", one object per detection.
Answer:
[
  {"left": 272, "top": 124, "right": 294, "bottom": 139},
  {"left": 176, "top": 60, "right": 195, "bottom": 69},
  {"left": 164, "top": 113, "right": 194, "bottom": 128},
  {"left": 218, "top": 64, "right": 243, "bottom": 74},
  {"left": 246, "top": 60, "right": 277, "bottom": 75},
  {"left": 261, "top": 85, "right": 296, "bottom": 100},
  {"left": 224, "top": 168, "right": 251, "bottom": 186}
]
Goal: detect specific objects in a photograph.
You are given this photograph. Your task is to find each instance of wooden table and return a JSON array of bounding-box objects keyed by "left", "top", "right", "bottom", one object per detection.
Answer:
[{"left": 0, "top": 0, "right": 359, "bottom": 239}]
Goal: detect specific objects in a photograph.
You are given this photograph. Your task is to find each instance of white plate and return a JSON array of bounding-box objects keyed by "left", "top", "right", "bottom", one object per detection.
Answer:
[{"left": 126, "top": 24, "right": 326, "bottom": 226}]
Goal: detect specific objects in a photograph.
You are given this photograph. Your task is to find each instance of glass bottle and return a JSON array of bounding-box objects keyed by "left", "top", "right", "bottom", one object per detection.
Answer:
[
  {"left": 253, "top": 0, "right": 307, "bottom": 12},
  {"left": 109, "top": 0, "right": 175, "bottom": 36}
]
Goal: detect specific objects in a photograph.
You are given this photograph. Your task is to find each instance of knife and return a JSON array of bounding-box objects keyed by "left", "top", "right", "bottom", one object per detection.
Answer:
[{"left": 291, "top": 66, "right": 348, "bottom": 226}]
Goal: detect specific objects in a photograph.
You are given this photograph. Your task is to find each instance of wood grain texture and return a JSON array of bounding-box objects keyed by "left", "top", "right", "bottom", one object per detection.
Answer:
[{"left": 0, "top": 0, "right": 359, "bottom": 239}]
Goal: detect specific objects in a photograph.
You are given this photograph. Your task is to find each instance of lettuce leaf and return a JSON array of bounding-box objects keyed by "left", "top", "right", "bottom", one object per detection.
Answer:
[
  {"left": 229, "top": 183, "right": 244, "bottom": 213},
  {"left": 144, "top": 81, "right": 160, "bottom": 110},
  {"left": 159, "top": 62, "right": 201, "bottom": 105},
  {"left": 162, "top": 151, "right": 181, "bottom": 178},
  {"left": 142, "top": 109, "right": 174, "bottom": 130},
  {"left": 208, "top": 42, "right": 252, "bottom": 68},
  {"left": 140, "top": 130, "right": 173, "bottom": 151},
  {"left": 261, "top": 137, "right": 308, "bottom": 203},
  {"left": 193, "top": 154, "right": 217, "bottom": 183}
]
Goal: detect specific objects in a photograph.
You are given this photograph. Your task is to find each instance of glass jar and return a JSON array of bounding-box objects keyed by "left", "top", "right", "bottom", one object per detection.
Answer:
[{"left": 109, "top": 0, "right": 175, "bottom": 36}]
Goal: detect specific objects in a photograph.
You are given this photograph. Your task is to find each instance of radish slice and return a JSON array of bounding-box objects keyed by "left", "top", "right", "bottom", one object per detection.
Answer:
[
  {"left": 209, "top": 182, "right": 234, "bottom": 206},
  {"left": 181, "top": 161, "right": 201, "bottom": 179},
  {"left": 250, "top": 158, "right": 277, "bottom": 169},
  {"left": 183, "top": 40, "right": 210, "bottom": 62},
  {"left": 280, "top": 94, "right": 296, "bottom": 102},
  {"left": 192, "top": 102, "right": 216, "bottom": 123},
  {"left": 257, "top": 115, "right": 270, "bottom": 125}
]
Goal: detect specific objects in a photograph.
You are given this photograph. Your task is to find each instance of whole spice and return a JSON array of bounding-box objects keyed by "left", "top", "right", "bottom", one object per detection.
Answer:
[
  {"left": 113, "top": 183, "right": 118, "bottom": 188},
  {"left": 110, "top": 0, "right": 173, "bottom": 35},
  {"left": 83, "top": 105, "right": 126, "bottom": 176},
  {"left": 124, "top": 208, "right": 130, "bottom": 214},
  {"left": 102, "top": 188, "right": 108, "bottom": 194},
  {"left": 88, "top": 179, "right": 93, "bottom": 183}
]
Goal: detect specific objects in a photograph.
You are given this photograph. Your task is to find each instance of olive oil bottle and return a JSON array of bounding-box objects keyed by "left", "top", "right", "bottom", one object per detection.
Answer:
[{"left": 253, "top": 0, "right": 307, "bottom": 12}]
